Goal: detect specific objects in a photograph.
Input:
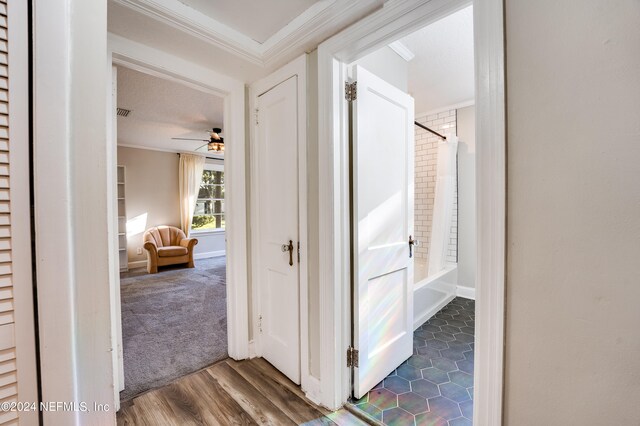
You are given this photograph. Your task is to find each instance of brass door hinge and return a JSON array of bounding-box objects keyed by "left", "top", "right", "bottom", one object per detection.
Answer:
[
  {"left": 347, "top": 346, "right": 359, "bottom": 368},
  {"left": 345, "top": 81, "right": 357, "bottom": 102}
]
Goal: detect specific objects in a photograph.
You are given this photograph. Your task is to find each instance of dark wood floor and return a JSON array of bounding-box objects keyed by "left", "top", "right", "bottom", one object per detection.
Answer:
[{"left": 117, "top": 358, "right": 370, "bottom": 426}]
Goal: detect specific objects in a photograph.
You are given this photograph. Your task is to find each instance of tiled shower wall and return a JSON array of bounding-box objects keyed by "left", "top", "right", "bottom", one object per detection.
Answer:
[{"left": 414, "top": 109, "right": 458, "bottom": 265}]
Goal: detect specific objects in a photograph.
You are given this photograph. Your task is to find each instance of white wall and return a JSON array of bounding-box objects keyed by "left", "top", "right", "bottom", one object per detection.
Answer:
[
  {"left": 351, "top": 46, "right": 408, "bottom": 92},
  {"left": 456, "top": 105, "right": 475, "bottom": 289},
  {"left": 34, "top": 0, "right": 115, "bottom": 422},
  {"left": 117, "top": 146, "right": 226, "bottom": 265},
  {"left": 307, "top": 50, "right": 321, "bottom": 379},
  {"left": 505, "top": 1, "right": 640, "bottom": 424}
]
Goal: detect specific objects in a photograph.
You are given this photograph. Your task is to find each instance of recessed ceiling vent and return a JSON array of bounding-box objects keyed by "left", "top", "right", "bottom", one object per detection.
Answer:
[{"left": 116, "top": 107, "right": 132, "bottom": 117}]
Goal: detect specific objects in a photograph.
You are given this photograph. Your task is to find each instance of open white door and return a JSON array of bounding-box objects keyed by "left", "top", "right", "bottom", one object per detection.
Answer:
[
  {"left": 351, "top": 65, "right": 415, "bottom": 399},
  {"left": 256, "top": 76, "right": 301, "bottom": 384}
]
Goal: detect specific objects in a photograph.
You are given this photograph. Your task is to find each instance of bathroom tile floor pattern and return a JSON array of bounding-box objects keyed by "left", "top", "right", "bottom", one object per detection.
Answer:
[{"left": 353, "top": 297, "right": 475, "bottom": 426}]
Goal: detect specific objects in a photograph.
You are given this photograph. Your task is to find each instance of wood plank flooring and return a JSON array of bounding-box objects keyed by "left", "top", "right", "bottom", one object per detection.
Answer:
[{"left": 117, "top": 358, "right": 370, "bottom": 426}]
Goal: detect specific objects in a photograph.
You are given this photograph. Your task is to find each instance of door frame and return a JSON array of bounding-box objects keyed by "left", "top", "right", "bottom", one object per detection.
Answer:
[
  {"left": 248, "top": 55, "right": 314, "bottom": 399},
  {"left": 32, "top": 22, "right": 249, "bottom": 422},
  {"left": 317, "top": 1, "right": 506, "bottom": 424},
  {"left": 107, "top": 33, "right": 250, "bottom": 358}
]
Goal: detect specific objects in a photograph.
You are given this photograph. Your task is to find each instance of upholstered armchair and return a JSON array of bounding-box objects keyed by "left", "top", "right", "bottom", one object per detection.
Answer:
[{"left": 143, "top": 225, "right": 198, "bottom": 274}]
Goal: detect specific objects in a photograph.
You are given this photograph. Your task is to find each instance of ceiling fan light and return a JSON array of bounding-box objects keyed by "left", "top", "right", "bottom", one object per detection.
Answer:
[{"left": 208, "top": 141, "right": 225, "bottom": 152}]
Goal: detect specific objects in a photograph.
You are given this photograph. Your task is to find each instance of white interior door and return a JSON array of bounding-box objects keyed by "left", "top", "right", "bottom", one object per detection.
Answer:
[
  {"left": 257, "top": 76, "right": 301, "bottom": 384},
  {"left": 352, "top": 65, "right": 415, "bottom": 398}
]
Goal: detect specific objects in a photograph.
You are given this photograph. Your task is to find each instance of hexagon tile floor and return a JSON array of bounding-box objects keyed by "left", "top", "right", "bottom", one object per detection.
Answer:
[{"left": 352, "top": 297, "right": 475, "bottom": 426}]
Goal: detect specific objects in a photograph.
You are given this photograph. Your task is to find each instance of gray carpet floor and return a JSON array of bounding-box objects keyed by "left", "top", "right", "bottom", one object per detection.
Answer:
[{"left": 119, "top": 257, "right": 228, "bottom": 401}]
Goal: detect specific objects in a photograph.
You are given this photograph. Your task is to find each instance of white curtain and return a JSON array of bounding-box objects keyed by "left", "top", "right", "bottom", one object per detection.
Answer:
[
  {"left": 179, "top": 153, "right": 205, "bottom": 237},
  {"left": 428, "top": 135, "right": 458, "bottom": 276}
]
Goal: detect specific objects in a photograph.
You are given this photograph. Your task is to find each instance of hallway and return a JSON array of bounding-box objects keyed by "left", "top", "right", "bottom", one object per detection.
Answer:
[{"left": 117, "top": 358, "right": 368, "bottom": 425}]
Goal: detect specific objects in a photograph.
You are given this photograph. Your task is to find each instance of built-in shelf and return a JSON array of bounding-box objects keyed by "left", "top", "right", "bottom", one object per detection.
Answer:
[{"left": 117, "top": 165, "right": 128, "bottom": 272}]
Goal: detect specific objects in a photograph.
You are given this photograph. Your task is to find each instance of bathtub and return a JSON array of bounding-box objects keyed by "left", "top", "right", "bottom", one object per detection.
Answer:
[{"left": 413, "top": 263, "right": 458, "bottom": 330}]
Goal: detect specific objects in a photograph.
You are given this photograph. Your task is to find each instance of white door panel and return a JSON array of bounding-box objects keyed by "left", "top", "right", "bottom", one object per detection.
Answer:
[
  {"left": 257, "top": 76, "right": 300, "bottom": 384},
  {"left": 352, "top": 65, "right": 415, "bottom": 398}
]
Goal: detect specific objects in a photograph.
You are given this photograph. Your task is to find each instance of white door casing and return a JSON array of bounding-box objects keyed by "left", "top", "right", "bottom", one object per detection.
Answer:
[
  {"left": 256, "top": 76, "right": 301, "bottom": 384},
  {"left": 109, "top": 65, "right": 125, "bottom": 402},
  {"left": 351, "top": 66, "right": 415, "bottom": 398}
]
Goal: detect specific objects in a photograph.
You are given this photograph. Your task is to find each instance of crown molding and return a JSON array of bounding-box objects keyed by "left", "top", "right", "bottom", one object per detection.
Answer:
[
  {"left": 113, "top": 0, "right": 263, "bottom": 65},
  {"left": 261, "top": 0, "right": 382, "bottom": 66},
  {"left": 112, "top": 0, "right": 383, "bottom": 68}
]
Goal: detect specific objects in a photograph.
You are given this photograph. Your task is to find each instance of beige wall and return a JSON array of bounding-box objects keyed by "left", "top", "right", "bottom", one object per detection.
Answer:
[
  {"left": 456, "top": 105, "right": 475, "bottom": 289},
  {"left": 504, "top": 1, "right": 640, "bottom": 424},
  {"left": 118, "top": 146, "right": 226, "bottom": 264},
  {"left": 118, "top": 146, "right": 181, "bottom": 263}
]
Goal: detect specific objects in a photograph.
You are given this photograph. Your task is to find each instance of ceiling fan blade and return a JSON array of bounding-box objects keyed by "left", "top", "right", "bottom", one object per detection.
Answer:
[
  {"left": 196, "top": 142, "right": 209, "bottom": 151},
  {"left": 171, "top": 137, "right": 209, "bottom": 141}
]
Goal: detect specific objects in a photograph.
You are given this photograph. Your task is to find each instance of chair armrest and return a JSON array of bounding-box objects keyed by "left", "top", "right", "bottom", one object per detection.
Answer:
[
  {"left": 143, "top": 241, "right": 158, "bottom": 255},
  {"left": 179, "top": 238, "right": 198, "bottom": 249}
]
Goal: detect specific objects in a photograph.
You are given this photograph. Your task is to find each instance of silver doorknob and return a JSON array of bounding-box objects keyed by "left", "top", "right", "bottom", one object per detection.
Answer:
[
  {"left": 281, "top": 240, "right": 294, "bottom": 266},
  {"left": 409, "top": 235, "right": 420, "bottom": 258}
]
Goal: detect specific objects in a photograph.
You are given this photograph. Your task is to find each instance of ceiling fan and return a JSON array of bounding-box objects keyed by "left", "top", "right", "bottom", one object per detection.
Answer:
[{"left": 172, "top": 128, "right": 224, "bottom": 152}]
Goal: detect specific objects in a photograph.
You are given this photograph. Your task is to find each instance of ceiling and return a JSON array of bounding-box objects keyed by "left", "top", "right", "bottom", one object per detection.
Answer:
[
  {"left": 108, "top": 0, "right": 383, "bottom": 82},
  {"left": 116, "top": 65, "right": 224, "bottom": 154},
  {"left": 401, "top": 5, "right": 475, "bottom": 114},
  {"left": 178, "top": 0, "right": 320, "bottom": 43}
]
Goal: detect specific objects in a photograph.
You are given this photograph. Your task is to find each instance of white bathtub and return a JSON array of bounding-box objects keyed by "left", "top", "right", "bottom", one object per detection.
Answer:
[{"left": 413, "top": 264, "right": 458, "bottom": 330}]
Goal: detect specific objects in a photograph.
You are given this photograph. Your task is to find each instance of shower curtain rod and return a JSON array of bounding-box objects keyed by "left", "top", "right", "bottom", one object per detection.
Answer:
[{"left": 414, "top": 121, "right": 447, "bottom": 140}]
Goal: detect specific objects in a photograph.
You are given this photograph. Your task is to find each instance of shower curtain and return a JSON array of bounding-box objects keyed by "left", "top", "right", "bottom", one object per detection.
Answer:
[{"left": 427, "top": 135, "right": 458, "bottom": 277}]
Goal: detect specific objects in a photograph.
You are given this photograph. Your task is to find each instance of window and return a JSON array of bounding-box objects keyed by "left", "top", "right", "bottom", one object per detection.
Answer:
[{"left": 191, "top": 165, "right": 225, "bottom": 232}]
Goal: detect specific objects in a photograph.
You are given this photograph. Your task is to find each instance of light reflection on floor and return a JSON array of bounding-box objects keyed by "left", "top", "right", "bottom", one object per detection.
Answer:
[{"left": 352, "top": 297, "right": 475, "bottom": 426}]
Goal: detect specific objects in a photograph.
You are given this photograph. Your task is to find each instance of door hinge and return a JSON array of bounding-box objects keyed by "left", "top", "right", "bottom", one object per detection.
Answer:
[
  {"left": 345, "top": 81, "right": 357, "bottom": 102},
  {"left": 255, "top": 108, "right": 259, "bottom": 125},
  {"left": 347, "top": 346, "right": 359, "bottom": 368},
  {"left": 297, "top": 241, "right": 300, "bottom": 263},
  {"left": 258, "top": 314, "right": 263, "bottom": 333}
]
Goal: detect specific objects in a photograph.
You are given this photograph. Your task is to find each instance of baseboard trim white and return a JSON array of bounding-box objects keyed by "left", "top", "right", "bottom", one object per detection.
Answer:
[
  {"left": 413, "top": 293, "right": 456, "bottom": 331},
  {"left": 127, "top": 260, "right": 147, "bottom": 269},
  {"left": 456, "top": 286, "right": 476, "bottom": 300},
  {"left": 303, "top": 375, "right": 322, "bottom": 405},
  {"left": 194, "top": 250, "right": 226, "bottom": 260}
]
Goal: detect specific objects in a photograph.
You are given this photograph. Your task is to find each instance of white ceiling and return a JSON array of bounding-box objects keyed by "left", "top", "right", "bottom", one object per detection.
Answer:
[
  {"left": 116, "top": 65, "right": 224, "bottom": 154},
  {"left": 401, "top": 5, "right": 475, "bottom": 114},
  {"left": 178, "top": 0, "right": 320, "bottom": 43},
  {"left": 108, "top": 0, "right": 383, "bottom": 82}
]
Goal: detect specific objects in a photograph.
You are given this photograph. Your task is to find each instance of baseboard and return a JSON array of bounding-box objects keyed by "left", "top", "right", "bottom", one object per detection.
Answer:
[
  {"left": 414, "top": 293, "right": 456, "bottom": 330},
  {"left": 194, "top": 250, "right": 226, "bottom": 260},
  {"left": 303, "top": 375, "right": 322, "bottom": 405},
  {"left": 456, "top": 285, "right": 476, "bottom": 300},
  {"left": 127, "top": 260, "right": 147, "bottom": 269},
  {"left": 248, "top": 340, "right": 257, "bottom": 358}
]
